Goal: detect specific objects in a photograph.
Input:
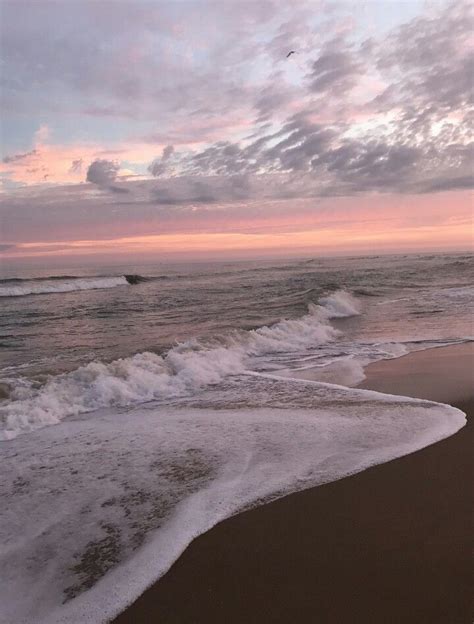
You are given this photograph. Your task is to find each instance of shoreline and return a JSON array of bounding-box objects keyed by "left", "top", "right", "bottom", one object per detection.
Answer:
[{"left": 113, "top": 343, "right": 473, "bottom": 624}]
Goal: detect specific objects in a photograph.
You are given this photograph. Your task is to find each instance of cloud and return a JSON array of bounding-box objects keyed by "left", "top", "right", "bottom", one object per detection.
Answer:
[
  {"left": 308, "top": 47, "right": 362, "bottom": 96},
  {"left": 69, "top": 159, "right": 83, "bottom": 174},
  {"left": 2, "top": 150, "right": 37, "bottom": 164},
  {"left": 148, "top": 145, "right": 175, "bottom": 177},
  {"left": 311, "top": 140, "right": 422, "bottom": 194},
  {"left": 254, "top": 81, "right": 296, "bottom": 122},
  {"left": 162, "top": 145, "right": 174, "bottom": 161},
  {"left": 86, "top": 159, "right": 119, "bottom": 186},
  {"left": 150, "top": 174, "right": 260, "bottom": 205},
  {"left": 185, "top": 141, "right": 259, "bottom": 177},
  {"left": 373, "top": 1, "right": 473, "bottom": 131},
  {"left": 85, "top": 159, "right": 129, "bottom": 193},
  {"left": 418, "top": 175, "right": 474, "bottom": 194},
  {"left": 261, "top": 115, "right": 337, "bottom": 173}
]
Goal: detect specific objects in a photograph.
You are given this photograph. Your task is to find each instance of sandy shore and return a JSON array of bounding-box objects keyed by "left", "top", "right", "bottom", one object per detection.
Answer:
[{"left": 113, "top": 343, "right": 473, "bottom": 624}]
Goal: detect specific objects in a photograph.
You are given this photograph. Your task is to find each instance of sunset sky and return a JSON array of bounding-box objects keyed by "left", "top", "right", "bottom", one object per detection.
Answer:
[{"left": 0, "top": 0, "right": 472, "bottom": 265}]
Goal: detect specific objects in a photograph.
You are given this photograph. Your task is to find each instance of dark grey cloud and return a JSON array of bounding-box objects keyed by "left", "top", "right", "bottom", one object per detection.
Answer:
[
  {"left": 151, "top": 174, "right": 257, "bottom": 205},
  {"left": 86, "top": 159, "right": 129, "bottom": 193},
  {"left": 419, "top": 175, "right": 474, "bottom": 194},
  {"left": 313, "top": 141, "right": 421, "bottom": 194},
  {"left": 184, "top": 142, "right": 257, "bottom": 177},
  {"left": 162, "top": 145, "right": 174, "bottom": 161},
  {"left": 148, "top": 161, "right": 166, "bottom": 178},
  {"left": 262, "top": 116, "right": 337, "bottom": 173},
  {"left": 86, "top": 159, "right": 119, "bottom": 186},
  {"left": 171, "top": 115, "right": 335, "bottom": 181},
  {"left": 148, "top": 145, "right": 175, "bottom": 177}
]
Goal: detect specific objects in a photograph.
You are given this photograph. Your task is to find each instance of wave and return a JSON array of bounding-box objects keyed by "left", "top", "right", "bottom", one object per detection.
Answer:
[
  {"left": 0, "top": 274, "right": 151, "bottom": 297},
  {"left": 318, "top": 290, "right": 361, "bottom": 317},
  {"left": 0, "top": 290, "right": 360, "bottom": 440}
]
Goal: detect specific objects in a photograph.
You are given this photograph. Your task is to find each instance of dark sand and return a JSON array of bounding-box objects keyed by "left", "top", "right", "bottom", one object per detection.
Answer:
[{"left": 114, "top": 343, "right": 473, "bottom": 624}]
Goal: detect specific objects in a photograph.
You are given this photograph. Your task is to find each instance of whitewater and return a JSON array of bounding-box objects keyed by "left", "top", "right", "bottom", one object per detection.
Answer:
[
  {"left": 0, "top": 275, "right": 141, "bottom": 297},
  {"left": 0, "top": 253, "right": 472, "bottom": 624},
  {"left": 0, "top": 290, "right": 355, "bottom": 440}
]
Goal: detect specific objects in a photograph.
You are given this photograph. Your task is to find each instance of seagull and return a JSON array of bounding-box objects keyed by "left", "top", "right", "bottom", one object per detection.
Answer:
[{"left": 286, "top": 50, "right": 296, "bottom": 58}]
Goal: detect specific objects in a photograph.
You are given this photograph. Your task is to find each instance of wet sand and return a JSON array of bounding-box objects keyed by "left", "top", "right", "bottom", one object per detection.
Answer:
[{"left": 113, "top": 343, "right": 473, "bottom": 624}]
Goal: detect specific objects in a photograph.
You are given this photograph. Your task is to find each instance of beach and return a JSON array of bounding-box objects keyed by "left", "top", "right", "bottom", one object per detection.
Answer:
[{"left": 114, "top": 342, "right": 473, "bottom": 624}]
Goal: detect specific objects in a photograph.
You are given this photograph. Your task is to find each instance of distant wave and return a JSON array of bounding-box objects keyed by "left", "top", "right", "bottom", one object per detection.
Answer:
[
  {"left": 0, "top": 274, "right": 150, "bottom": 297},
  {"left": 0, "top": 290, "right": 361, "bottom": 439}
]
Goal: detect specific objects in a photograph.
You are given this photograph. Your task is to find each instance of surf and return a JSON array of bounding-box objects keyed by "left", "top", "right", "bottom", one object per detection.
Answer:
[
  {"left": 0, "top": 275, "right": 149, "bottom": 297},
  {"left": 0, "top": 290, "right": 360, "bottom": 440}
]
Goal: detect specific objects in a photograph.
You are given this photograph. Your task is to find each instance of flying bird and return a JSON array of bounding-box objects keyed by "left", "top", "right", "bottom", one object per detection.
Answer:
[{"left": 286, "top": 50, "right": 296, "bottom": 58}]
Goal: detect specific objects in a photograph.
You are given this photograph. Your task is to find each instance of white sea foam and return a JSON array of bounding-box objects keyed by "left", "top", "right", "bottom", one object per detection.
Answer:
[
  {"left": 319, "top": 290, "right": 361, "bottom": 317},
  {"left": 0, "top": 376, "right": 466, "bottom": 624},
  {"left": 0, "top": 276, "right": 129, "bottom": 297},
  {"left": 0, "top": 290, "right": 359, "bottom": 440},
  {"left": 277, "top": 355, "right": 368, "bottom": 386}
]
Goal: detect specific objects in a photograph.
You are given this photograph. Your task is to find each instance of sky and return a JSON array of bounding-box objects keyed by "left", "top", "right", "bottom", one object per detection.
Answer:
[{"left": 0, "top": 0, "right": 472, "bottom": 267}]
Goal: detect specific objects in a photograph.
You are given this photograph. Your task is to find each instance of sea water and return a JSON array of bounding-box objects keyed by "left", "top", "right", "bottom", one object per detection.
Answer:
[{"left": 0, "top": 253, "right": 471, "bottom": 623}]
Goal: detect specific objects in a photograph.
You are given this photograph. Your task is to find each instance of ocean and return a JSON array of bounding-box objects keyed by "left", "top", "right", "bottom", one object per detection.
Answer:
[{"left": 0, "top": 252, "right": 472, "bottom": 623}]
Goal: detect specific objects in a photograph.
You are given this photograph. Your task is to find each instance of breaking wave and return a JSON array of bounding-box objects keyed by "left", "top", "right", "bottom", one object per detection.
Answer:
[
  {"left": 0, "top": 274, "right": 148, "bottom": 297},
  {"left": 0, "top": 290, "right": 360, "bottom": 440}
]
